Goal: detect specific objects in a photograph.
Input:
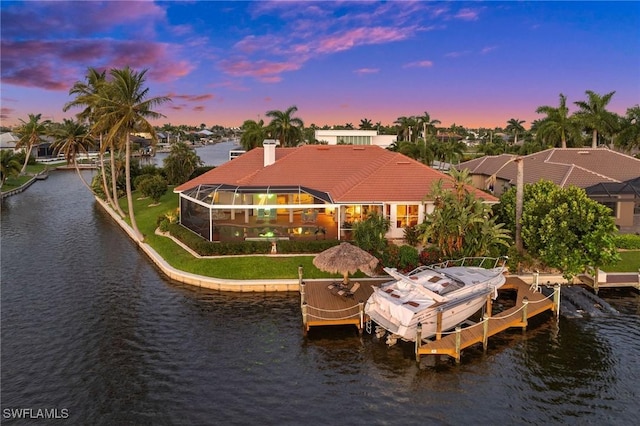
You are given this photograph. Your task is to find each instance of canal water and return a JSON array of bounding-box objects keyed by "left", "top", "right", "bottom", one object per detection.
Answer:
[
  {"left": 2, "top": 168, "right": 639, "bottom": 425},
  {"left": 153, "top": 140, "right": 241, "bottom": 167}
]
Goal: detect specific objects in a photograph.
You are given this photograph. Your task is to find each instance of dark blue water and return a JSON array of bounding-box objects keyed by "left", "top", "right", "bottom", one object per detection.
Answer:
[
  {"left": 2, "top": 171, "right": 639, "bottom": 425},
  {"left": 153, "top": 140, "right": 240, "bottom": 167}
]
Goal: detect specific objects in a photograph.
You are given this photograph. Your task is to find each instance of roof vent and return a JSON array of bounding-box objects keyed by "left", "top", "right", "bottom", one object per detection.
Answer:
[
  {"left": 352, "top": 147, "right": 365, "bottom": 150},
  {"left": 578, "top": 151, "right": 590, "bottom": 155},
  {"left": 396, "top": 161, "right": 410, "bottom": 165}
]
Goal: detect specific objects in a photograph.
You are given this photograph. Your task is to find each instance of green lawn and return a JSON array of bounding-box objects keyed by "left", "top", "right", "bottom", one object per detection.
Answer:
[
  {"left": 602, "top": 250, "right": 640, "bottom": 273},
  {"left": 1, "top": 164, "right": 48, "bottom": 191},
  {"left": 114, "top": 187, "right": 639, "bottom": 280},
  {"left": 119, "top": 189, "right": 339, "bottom": 280}
]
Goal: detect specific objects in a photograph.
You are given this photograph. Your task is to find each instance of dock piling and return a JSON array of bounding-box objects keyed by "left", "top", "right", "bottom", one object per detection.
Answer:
[
  {"left": 301, "top": 302, "right": 308, "bottom": 336},
  {"left": 553, "top": 284, "right": 561, "bottom": 319},
  {"left": 454, "top": 326, "right": 462, "bottom": 364},
  {"left": 482, "top": 314, "right": 489, "bottom": 351},
  {"left": 415, "top": 323, "right": 422, "bottom": 362},
  {"left": 521, "top": 297, "right": 529, "bottom": 328}
]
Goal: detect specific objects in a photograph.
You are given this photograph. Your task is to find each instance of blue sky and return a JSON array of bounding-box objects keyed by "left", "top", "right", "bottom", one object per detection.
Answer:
[{"left": 1, "top": 1, "right": 639, "bottom": 129}]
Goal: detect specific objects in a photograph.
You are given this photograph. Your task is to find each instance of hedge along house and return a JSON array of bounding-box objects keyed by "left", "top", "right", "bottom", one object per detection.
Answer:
[{"left": 174, "top": 141, "right": 498, "bottom": 242}]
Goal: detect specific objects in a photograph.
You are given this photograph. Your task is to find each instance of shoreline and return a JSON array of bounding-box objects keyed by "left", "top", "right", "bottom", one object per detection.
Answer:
[{"left": 95, "top": 196, "right": 301, "bottom": 292}]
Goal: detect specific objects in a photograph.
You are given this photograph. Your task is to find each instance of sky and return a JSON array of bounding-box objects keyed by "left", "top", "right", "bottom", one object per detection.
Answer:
[{"left": 1, "top": 1, "right": 639, "bottom": 130}]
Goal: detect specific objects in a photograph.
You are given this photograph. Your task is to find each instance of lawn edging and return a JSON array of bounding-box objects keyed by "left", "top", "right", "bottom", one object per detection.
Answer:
[{"left": 95, "top": 196, "right": 300, "bottom": 292}]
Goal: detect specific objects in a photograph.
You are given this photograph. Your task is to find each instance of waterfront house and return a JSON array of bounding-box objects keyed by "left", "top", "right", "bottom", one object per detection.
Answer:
[
  {"left": 174, "top": 142, "right": 497, "bottom": 242},
  {"left": 455, "top": 148, "right": 640, "bottom": 233}
]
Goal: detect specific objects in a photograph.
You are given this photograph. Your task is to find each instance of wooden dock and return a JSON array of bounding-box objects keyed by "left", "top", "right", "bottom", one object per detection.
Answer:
[
  {"left": 299, "top": 279, "right": 385, "bottom": 335},
  {"left": 578, "top": 270, "right": 640, "bottom": 293},
  {"left": 415, "top": 277, "right": 559, "bottom": 363}
]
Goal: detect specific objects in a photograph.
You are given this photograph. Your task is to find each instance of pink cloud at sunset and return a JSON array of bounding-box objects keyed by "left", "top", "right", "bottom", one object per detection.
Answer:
[
  {"left": 354, "top": 68, "right": 379, "bottom": 75},
  {"left": 403, "top": 61, "right": 434, "bottom": 69},
  {"left": 0, "top": 1, "right": 637, "bottom": 130}
]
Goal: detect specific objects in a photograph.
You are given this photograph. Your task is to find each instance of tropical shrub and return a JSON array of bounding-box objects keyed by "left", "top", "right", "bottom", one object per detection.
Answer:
[
  {"left": 137, "top": 174, "right": 168, "bottom": 203},
  {"left": 496, "top": 180, "right": 620, "bottom": 280},
  {"left": 166, "top": 223, "right": 339, "bottom": 255},
  {"left": 352, "top": 212, "right": 390, "bottom": 257},
  {"left": 403, "top": 225, "right": 420, "bottom": 246},
  {"left": 614, "top": 233, "right": 640, "bottom": 250},
  {"left": 397, "top": 245, "right": 420, "bottom": 272},
  {"left": 418, "top": 168, "right": 511, "bottom": 258},
  {"left": 380, "top": 243, "right": 399, "bottom": 270},
  {"left": 419, "top": 247, "right": 444, "bottom": 265}
]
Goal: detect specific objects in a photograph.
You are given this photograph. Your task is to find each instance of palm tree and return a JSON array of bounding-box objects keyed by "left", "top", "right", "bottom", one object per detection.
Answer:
[
  {"left": 394, "top": 116, "right": 417, "bottom": 142},
  {"left": 50, "top": 119, "right": 95, "bottom": 191},
  {"left": 240, "top": 119, "right": 268, "bottom": 151},
  {"left": 535, "top": 93, "right": 580, "bottom": 149},
  {"left": 615, "top": 105, "right": 640, "bottom": 152},
  {"left": 93, "top": 66, "right": 170, "bottom": 241},
  {"left": 506, "top": 118, "right": 526, "bottom": 145},
  {"left": 163, "top": 141, "right": 203, "bottom": 185},
  {"left": 417, "top": 111, "right": 441, "bottom": 139},
  {"left": 397, "top": 141, "right": 419, "bottom": 159},
  {"left": 63, "top": 68, "right": 124, "bottom": 215},
  {"left": 14, "top": 113, "right": 49, "bottom": 174},
  {"left": 359, "top": 118, "right": 373, "bottom": 130},
  {"left": 573, "top": 90, "right": 618, "bottom": 148},
  {"left": 0, "top": 150, "right": 22, "bottom": 188},
  {"left": 265, "top": 105, "right": 304, "bottom": 147}
]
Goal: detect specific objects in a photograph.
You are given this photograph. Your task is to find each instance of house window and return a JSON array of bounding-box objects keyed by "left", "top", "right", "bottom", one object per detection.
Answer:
[
  {"left": 396, "top": 205, "right": 419, "bottom": 228},
  {"left": 601, "top": 201, "right": 618, "bottom": 218},
  {"left": 338, "top": 135, "right": 371, "bottom": 145}
]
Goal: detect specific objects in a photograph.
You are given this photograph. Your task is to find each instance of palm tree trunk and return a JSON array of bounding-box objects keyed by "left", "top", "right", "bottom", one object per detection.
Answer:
[
  {"left": 591, "top": 129, "right": 598, "bottom": 148},
  {"left": 124, "top": 134, "right": 143, "bottom": 241},
  {"left": 515, "top": 158, "right": 524, "bottom": 254},
  {"left": 110, "top": 148, "right": 126, "bottom": 218},
  {"left": 20, "top": 145, "right": 31, "bottom": 175},
  {"left": 73, "top": 161, "right": 95, "bottom": 193},
  {"left": 98, "top": 142, "right": 115, "bottom": 209}
]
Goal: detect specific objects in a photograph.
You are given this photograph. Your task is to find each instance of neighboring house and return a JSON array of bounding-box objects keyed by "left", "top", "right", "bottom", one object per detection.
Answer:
[
  {"left": 314, "top": 129, "right": 396, "bottom": 148},
  {"left": 0, "top": 132, "right": 54, "bottom": 158},
  {"left": 174, "top": 142, "right": 497, "bottom": 242},
  {"left": 586, "top": 177, "right": 640, "bottom": 233},
  {"left": 0, "top": 132, "right": 20, "bottom": 153},
  {"left": 456, "top": 147, "right": 640, "bottom": 232}
]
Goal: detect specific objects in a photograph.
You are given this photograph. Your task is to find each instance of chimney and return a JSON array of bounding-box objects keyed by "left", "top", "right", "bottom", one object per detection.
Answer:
[{"left": 263, "top": 139, "right": 277, "bottom": 167}]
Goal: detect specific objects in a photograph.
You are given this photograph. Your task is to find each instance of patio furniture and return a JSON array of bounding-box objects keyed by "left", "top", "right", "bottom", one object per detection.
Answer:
[
  {"left": 302, "top": 210, "right": 318, "bottom": 223},
  {"left": 211, "top": 211, "right": 229, "bottom": 220}
]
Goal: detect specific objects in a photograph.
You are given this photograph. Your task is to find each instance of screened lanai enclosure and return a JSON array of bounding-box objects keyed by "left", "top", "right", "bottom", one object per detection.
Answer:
[{"left": 179, "top": 184, "right": 384, "bottom": 242}]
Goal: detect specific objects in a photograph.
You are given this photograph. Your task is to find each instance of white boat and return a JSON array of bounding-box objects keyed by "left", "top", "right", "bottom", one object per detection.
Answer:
[{"left": 365, "top": 257, "right": 508, "bottom": 345}]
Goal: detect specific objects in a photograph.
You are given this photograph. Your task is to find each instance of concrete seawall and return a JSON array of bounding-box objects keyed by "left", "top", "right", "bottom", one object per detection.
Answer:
[{"left": 95, "top": 197, "right": 300, "bottom": 292}]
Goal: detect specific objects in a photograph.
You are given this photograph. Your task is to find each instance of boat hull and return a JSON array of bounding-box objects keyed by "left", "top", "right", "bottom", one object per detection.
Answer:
[
  {"left": 364, "top": 257, "right": 508, "bottom": 343},
  {"left": 366, "top": 288, "right": 493, "bottom": 342}
]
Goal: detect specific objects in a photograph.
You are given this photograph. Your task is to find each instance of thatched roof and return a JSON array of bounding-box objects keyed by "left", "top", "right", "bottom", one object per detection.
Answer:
[{"left": 313, "top": 242, "right": 379, "bottom": 283}]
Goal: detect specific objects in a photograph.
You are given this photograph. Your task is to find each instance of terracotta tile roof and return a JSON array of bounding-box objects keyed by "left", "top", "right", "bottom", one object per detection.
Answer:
[
  {"left": 176, "top": 145, "right": 497, "bottom": 202},
  {"left": 457, "top": 147, "right": 640, "bottom": 188}
]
